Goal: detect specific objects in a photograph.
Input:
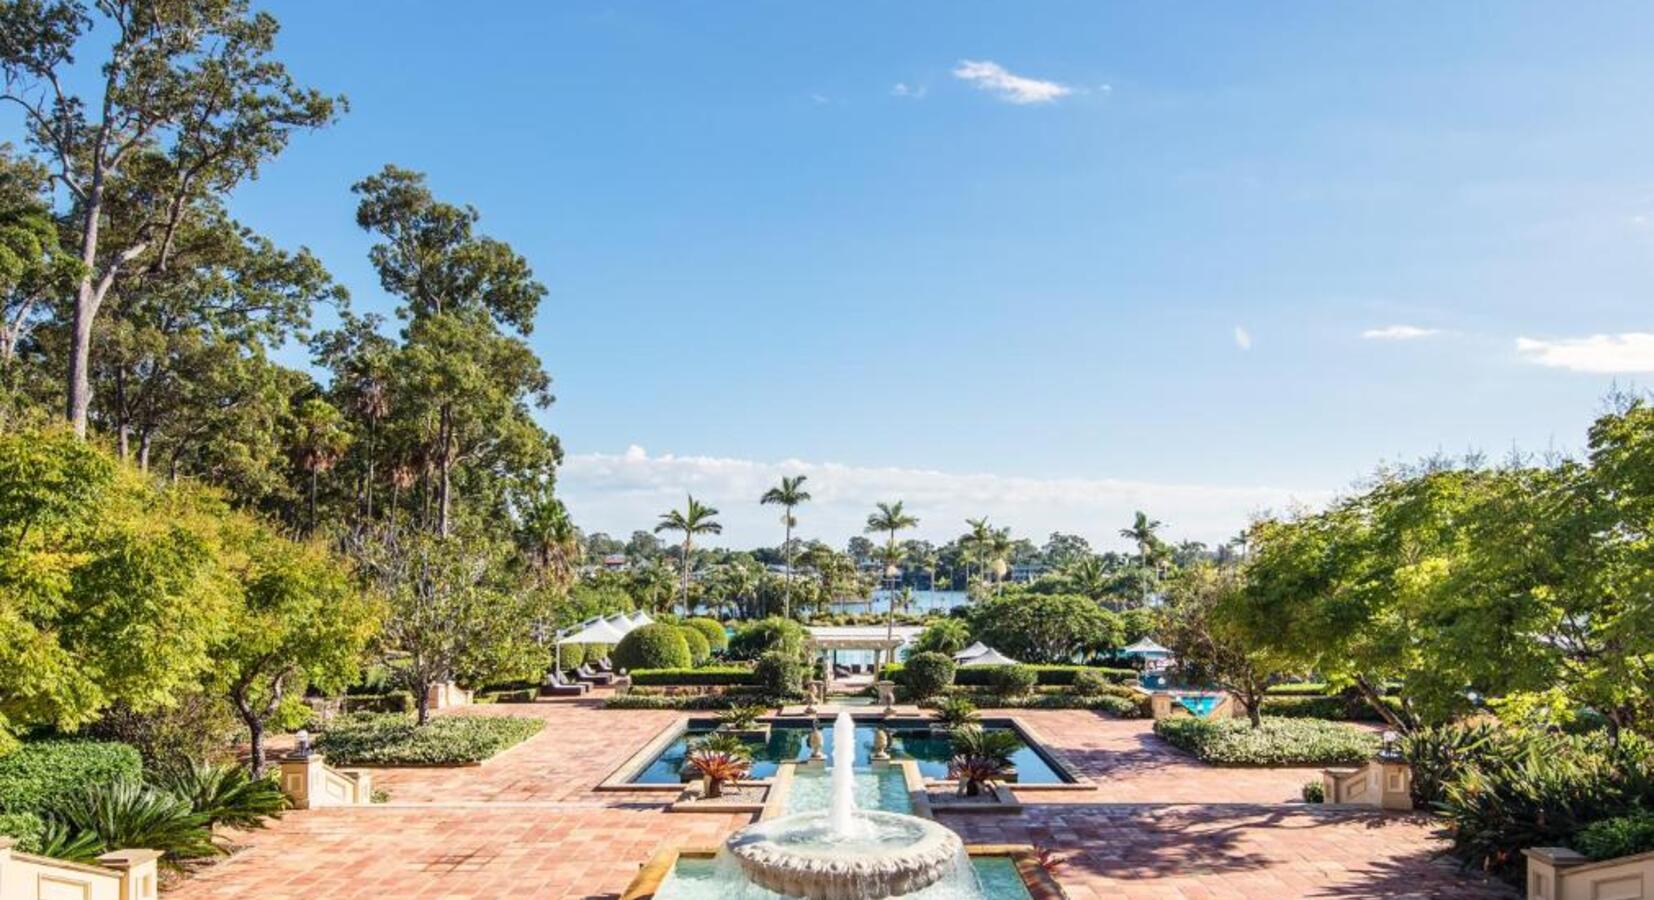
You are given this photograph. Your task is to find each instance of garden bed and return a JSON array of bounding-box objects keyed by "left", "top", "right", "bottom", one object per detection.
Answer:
[
  {"left": 314, "top": 713, "right": 544, "bottom": 766},
  {"left": 1153, "top": 716, "right": 1379, "bottom": 766}
]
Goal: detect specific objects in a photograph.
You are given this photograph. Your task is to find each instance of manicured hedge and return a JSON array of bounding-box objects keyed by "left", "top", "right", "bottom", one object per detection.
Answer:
[
  {"left": 0, "top": 739, "right": 143, "bottom": 814},
  {"left": 604, "top": 693, "right": 750, "bottom": 710},
  {"left": 950, "top": 664, "right": 1135, "bottom": 687},
  {"left": 1154, "top": 717, "right": 1379, "bottom": 766},
  {"left": 628, "top": 666, "right": 757, "bottom": 687},
  {"left": 478, "top": 688, "right": 538, "bottom": 704},
  {"left": 314, "top": 713, "right": 545, "bottom": 766},
  {"left": 677, "top": 626, "right": 712, "bottom": 666},
  {"left": 613, "top": 623, "right": 693, "bottom": 671},
  {"left": 1265, "top": 682, "right": 1332, "bottom": 696},
  {"left": 901, "top": 652, "right": 956, "bottom": 700},
  {"left": 925, "top": 691, "right": 1149, "bottom": 717}
]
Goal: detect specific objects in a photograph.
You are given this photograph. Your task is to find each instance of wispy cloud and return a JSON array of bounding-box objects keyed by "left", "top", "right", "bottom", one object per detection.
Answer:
[
  {"left": 1516, "top": 333, "right": 1654, "bottom": 373},
  {"left": 1233, "top": 326, "right": 1252, "bottom": 350},
  {"left": 952, "top": 60, "right": 1071, "bottom": 104},
  {"left": 559, "top": 446, "right": 1328, "bottom": 551},
  {"left": 1362, "top": 324, "right": 1441, "bottom": 341},
  {"left": 809, "top": 93, "right": 831, "bottom": 105},
  {"left": 891, "top": 82, "right": 927, "bottom": 99}
]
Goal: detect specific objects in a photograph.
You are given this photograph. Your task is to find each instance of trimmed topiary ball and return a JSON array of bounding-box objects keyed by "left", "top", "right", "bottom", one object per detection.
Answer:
[
  {"left": 678, "top": 625, "right": 712, "bottom": 666},
  {"left": 685, "top": 617, "right": 728, "bottom": 653},
  {"left": 612, "top": 623, "right": 692, "bottom": 671},
  {"left": 1071, "top": 668, "right": 1109, "bottom": 695},
  {"left": 902, "top": 652, "right": 957, "bottom": 700},
  {"left": 754, "top": 651, "right": 804, "bottom": 698},
  {"left": 990, "top": 664, "right": 1039, "bottom": 697}
]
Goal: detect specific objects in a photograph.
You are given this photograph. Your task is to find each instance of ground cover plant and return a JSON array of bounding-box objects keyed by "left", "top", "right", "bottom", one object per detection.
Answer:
[
  {"left": 314, "top": 713, "right": 544, "bottom": 765},
  {"left": 1153, "top": 716, "right": 1379, "bottom": 766}
]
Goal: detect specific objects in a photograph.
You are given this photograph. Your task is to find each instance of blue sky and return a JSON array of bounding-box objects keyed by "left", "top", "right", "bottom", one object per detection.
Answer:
[{"left": 57, "top": 3, "right": 1654, "bottom": 547}]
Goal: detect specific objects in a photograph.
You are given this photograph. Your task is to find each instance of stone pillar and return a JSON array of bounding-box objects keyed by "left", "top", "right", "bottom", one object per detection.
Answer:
[
  {"left": 1149, "top": 692, "right": 1175, "bottom": 720},
  {"left": 1523, "top": 847, "right": 1586, "bottom": 900},
  {"left": 279, "top": 752, "right": 327, "bottom": 810},
  {"left": 97, "top": 849, "right": 162, "bottom": 900},
  {"left": 1372, "top": 759, "right": 1413, "bottom": 811},
  {"left": 425, "top": 681, "right": 471, "bottom": 710}
]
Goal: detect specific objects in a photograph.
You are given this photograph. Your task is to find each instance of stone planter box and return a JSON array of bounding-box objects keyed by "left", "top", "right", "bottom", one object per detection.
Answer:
[
  {"left": 716, "top": 723, "right": 772, "bottom": 741},
  {"left": 1526, "top": 847, "right": 1654, "bottom": 900}
]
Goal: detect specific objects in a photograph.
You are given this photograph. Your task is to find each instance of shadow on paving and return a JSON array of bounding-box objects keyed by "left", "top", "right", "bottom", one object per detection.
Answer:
[{"left": 1305, "top": 848, "right": 1519, "bottom": 898}]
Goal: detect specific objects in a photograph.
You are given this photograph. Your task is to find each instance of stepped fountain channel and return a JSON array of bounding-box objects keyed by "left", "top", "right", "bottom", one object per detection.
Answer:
[{"left": 653, "top": 711, "right": 1027, "bottom": 899}]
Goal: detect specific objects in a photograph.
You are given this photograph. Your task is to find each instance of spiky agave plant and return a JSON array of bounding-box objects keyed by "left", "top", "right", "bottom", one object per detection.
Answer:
[
  {"left": 717, "top": 704, "right": 767, "bottom": 731},
  {"left": 686, "top": 733, "right": 753, "bottom": 799},
  {"left": 150, "top": 760, "right": 288, "bottom": 829},
  {"left": 934, "top": 696, "right": 980, "bottom": 731},
  {"left": 45, "top": 779, "right": 217, "bottom": 866},
  {"left": 948, "top": 725, "right": 1021, "bottom": 797}
]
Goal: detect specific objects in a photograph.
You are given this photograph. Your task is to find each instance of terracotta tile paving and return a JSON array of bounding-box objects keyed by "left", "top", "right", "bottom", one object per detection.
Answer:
[{"left": 169, "top": 700, "right": 1514, "bottom": 899}]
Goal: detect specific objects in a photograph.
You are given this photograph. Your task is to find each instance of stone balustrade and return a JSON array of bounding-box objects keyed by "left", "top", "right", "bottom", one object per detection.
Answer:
[
  {"left": 0, "top": 838, "right": 160, "bottom": 900},
  {"left": 1321, "top": 758, "right": 1412, "bottom": 811},
  {"left": 1525, "top": 847, "right": 1654, "bottom": 900},
  {"left": 279, "top": 752, "right": 374, "bottom": 809}
]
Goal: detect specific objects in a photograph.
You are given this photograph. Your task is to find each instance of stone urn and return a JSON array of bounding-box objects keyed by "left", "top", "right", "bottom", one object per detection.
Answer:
[
  {"left": 803, "top": 679, "right": 821, "bottom": 714},
  {"left": 808, "top": 725, "right": 826, "bottom": 761},
  {"left": 875, "top": 679, "right": 897, "bottom": 713},
  {"left": 871, "top": 727, "right": 891, "bottom": 761}
]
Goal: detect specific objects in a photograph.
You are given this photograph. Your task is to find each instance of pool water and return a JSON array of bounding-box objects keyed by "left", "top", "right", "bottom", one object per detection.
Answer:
[
  {"left": 634, "top": 722, "right": 1066, "bottom": 785},
  {"left": 783, "top": 767, "right": 911, "bottom": 816},
  {"left": 1176, "top": 694, "right": 1222, "bottom": 717},
  {"left": 660, "top": 855, "right": 1032, "bottom": 900}
]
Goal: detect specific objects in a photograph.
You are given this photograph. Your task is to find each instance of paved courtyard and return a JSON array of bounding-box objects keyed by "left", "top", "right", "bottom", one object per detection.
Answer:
[{"left": 170, "top": 699, "right": 1514, "bottom": 899}]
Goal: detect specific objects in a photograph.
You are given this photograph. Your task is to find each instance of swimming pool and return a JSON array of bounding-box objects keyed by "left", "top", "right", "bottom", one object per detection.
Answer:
[
  {"left": 631, "top": 720, "right": 1069, "bottom": 785},
  {"left": 1177, "top": 694, "right": 1222, "bottom": 717}
]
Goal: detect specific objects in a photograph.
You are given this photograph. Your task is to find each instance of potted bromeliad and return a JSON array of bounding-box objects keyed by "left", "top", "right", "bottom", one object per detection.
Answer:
[
  {"left": 684, "top": 733, "right": 753, "bottom": 799},
  {"left": 948, "top": 724, "right": 1021, "bottom": 798}
]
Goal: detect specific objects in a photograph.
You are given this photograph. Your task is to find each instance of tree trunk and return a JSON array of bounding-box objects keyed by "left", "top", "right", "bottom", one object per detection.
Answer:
[
  {"left": 782, "top": 518, "right": 793, "bottom": 620},
  {"left": 247, "top": 715, "right": 266, "bottom": 776},
  {"left": 415, "top": 680, "right": 432, "bottom": 725},
  {"left": 437, "top": 406, "right": 452, "bottom": 537},
  {"left": 365, "top": 421, "right": 377, "bottom": 521},
  {"left": 66, "top": 289, "right": 96, "bottom": 437},
  {"left": 309, "top": 468, "right": 319, "bottom": 533},
  {"left": 680, "top": 538, "right": 692, "bottom": 615},
  {"left": 1354, "top": 674, "right": 1411, "bottom": 733}
]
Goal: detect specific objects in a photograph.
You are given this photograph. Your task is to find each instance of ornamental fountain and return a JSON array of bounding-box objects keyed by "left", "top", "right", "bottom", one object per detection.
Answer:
[{"left": 722, "top": 711, "right": 975, "bottom": 900}]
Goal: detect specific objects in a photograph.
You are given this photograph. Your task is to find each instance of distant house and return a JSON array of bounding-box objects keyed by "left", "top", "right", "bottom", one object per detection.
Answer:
[{"left": 601, "top": 554, "right": 629, "bottom": 571}]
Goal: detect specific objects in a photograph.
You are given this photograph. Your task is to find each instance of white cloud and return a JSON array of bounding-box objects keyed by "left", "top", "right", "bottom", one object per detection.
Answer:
[
  {"left": 558, "top": 447, "right": 1328, "bottom": 552},
  {"left": 1362, "top": 324, "right": 1441, "bottom": 341},
  {"left": 891, "top": 82, "right": 927, "bottom": 99},
  {"left": 1233, "top": 326, "right": 1252, "bottom": 350},
  {"left": 809, "top": 93, "right": 831, "bottom": 105},
  {"left": 1516, "top": 333, "right": 1654, "bottom": 373},
  {"left": 952, "top": 60, "right": 1072, "bottom": 104}
]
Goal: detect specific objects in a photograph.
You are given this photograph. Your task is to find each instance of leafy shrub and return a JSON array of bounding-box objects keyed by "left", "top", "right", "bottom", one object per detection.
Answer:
[
  {"left": 677, "top": 625, "right": 712, "bottom": 666},
  {"left": 0, "top": 811, "right": 42, "bottom": 852},
  {"left": 718, "top": 705, "right": 766, "bottom": 730},
  {"left": 913, "top": 618, "right": 971, "bottom": 655},
  {"left": 935, "top": 696, "right": 980, "bottom": 729},
  {"left": 340, "top": 692, "right": 413, "bottom": 714},
  {"left": 604, "top": 693, "right": 747, "bottom": 710},
  {"left": 953, "top": 664, "right": 1135, "bottom": 688},
  {"left": 88, "top": 694, "right": 242, "bottom": 768},
  {"left": 1302, "top": 780, "right": 1325, "bottom": 803},
  {"left": 727, "top": 617, "right": 807, "bottom": 662},
  {"left": 990, "top": 665, "right": 1039, "bottom": 698},
  {"left": 314, "top": 713, "right": 545, "bottom": 765},
  {"left": 754, "top": 651, "right": 804, "bottom": 698},
  {"left": 148, "top": 760, "right": 286, "bottom": 829},
  {"left": 629, "top": 666, "right": 757, "bottom": 686},
  {"left": 684, "top": 617, "right": 729, "bottom": 653},
  {"left": 0, "top": 740, "right": 143, "bottom": 814},
  {"left": 1576, "top": 813, "right": 1654, "bottom": 861},
  {"left": 1071, "top": 668, "right": 1109, "bottom": 695},
  {"left": 902, "top": 652, "right": 956, "bottom": 700},
  {"left": 1438, "top": 731, "right": 1654, "bottom": 880},
  {"left": 1260, "top": 695, "right": 1392, "bottom": 722},
  {"left": 613, "top": 623, "right": 693, "bottom": 671},
  {"left": 928, "top": 691, "right": 1149, "bottom": 717},
  {"left": 1153, "top": 717, "right": 1380, "bottom": 766},
  {"left": 45, "top": 779, "right": 217, "bottom": 864}
]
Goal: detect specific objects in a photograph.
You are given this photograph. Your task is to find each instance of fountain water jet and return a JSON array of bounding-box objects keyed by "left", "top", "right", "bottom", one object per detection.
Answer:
[{"left": 827, "top": 710, "right": 859, "bottom": 838}]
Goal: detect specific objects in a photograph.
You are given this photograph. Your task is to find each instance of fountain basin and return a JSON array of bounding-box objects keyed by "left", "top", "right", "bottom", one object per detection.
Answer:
[{"left": 726, "top": 809, "right": 964, "bottom": 899}]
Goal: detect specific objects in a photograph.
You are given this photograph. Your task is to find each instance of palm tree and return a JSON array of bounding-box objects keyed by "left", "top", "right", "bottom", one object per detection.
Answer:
[
  {"left": 986, "top": 527, "right": 1013, "bottom": 594},
  {"left": 866, "top": 501, "right": 919, "bottom": 645},
  {"left": 760, "top": 475, "right": 811, "bottom": 620},
  {"left": 1119, "top": 510, "right": 1164, "bottom": 603},
  {"left": 292, "top": 398, "right": 352, "bottom": 534},
  {"left": 656, "top": 495, "right": 722, "bottom": 614},
  {"left": 963, "top": 517, "right": 993, "bottom": 588},
  {"left": 518, "top": 491, "right": 581, "bottom": 588}
]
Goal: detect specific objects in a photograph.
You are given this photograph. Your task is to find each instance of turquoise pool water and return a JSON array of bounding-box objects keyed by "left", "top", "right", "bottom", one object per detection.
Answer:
[
  {"left": 1177, "top": 694, "right": 1221, "bottom": 717},
  {"left": 634, "top": 721, "right": 1067, "bottom": 785},
  {"left": 659, "top": 855, "right": 1031, "bottom": 899},
  {"left": 783, "top": 766, "right": 911, "bottom": 816}
]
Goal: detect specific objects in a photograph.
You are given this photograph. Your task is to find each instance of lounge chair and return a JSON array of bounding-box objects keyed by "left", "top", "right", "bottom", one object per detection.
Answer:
[
  {"left": 540, "top": 670, "right": 588, "bottom": 697},
  {"left": 576, "top": 664, "right": 615, "bottom": 686},
  {"left": 597, "top": 657, "right": 616, "bottom": 673}
]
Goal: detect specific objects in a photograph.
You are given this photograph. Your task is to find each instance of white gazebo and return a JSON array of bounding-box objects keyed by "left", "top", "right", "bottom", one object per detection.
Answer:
[
  {"left": 953, "top": 642, "right": 991, "bottom": 663},
  {"left": 555, "top": 615, "right": 631, "bottom": 671},
  {"left": 957, "top": 646, "right": 1019, "bottom": 667},
  {"left": 1122, "top": 637, "right": 1174, "bottom": 671}
]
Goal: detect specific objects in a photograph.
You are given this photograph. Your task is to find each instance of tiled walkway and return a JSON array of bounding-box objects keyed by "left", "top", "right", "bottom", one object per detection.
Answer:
[{"left": 170, "top": 700, "right": 1514, "bottom": 899}]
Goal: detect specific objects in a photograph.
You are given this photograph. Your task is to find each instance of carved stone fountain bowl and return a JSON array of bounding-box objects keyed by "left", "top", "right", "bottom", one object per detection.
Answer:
[{"left": 725, "top": 809, "right": 964, "bottom": 900}]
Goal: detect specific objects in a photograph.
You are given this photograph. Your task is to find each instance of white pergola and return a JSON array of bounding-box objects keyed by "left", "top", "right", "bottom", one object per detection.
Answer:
[
  {"left": 805, "top": 624, "right": 924, "bottom": 677},
  {"left": 554, "top": 615, "right": 631, "bottom": 671}
]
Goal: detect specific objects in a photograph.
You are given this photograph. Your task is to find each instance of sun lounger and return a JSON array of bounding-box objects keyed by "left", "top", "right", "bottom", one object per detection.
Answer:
[
  {"left": 576, "top": 664, "right": 615, "bottom": 686},
  {"left": 540, "top": 670, "right": 588, "bottom": 697}
]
